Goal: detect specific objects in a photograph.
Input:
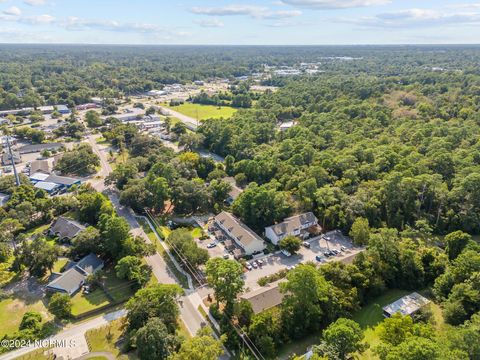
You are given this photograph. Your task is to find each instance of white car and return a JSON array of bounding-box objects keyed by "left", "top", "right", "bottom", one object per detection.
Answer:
[
  {"left": 207, "top": 242, "right": 217, "bottom": 248},
  {"left": 341, "top": 246, "right": 347, "bottom": 252},
  {"left": 245, "top": 263, "right": 253, "bottom": 271},
  {"left": 281, "top": 249, "right": 292, "bottom": 257}
]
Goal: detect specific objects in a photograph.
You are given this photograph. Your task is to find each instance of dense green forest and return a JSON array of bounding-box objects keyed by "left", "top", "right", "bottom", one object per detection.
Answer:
[
  {"left": 1, "top": 45, "right": 480, "bottom": 359},
  {"left": 200, "top": 66, "right": 480, "bottom": 235},
  {"left": 1, "top": 44, "right": 480, "bottom": 109}
]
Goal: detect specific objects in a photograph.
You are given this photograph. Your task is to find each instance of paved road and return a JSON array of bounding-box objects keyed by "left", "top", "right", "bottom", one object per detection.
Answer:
[
  {"left": 152, "top": 105, "right": 198, "bottom": 130},
  {"left": 87, "top": 133, "right": 205, "bottom": 337},
  {"left": 0, "top": 310, "right": 126, "bottom": 360}
]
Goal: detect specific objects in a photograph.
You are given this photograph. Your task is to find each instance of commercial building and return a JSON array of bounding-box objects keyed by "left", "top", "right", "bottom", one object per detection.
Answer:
[
  {"left": 383, "top": 292, "right": 431, "bottom": 318},
  {"left": 214, "top": 211, "right": 266, "bottom": 256},
  {"left": 18, "top": 143, "right": 63, "bottom": 154}
]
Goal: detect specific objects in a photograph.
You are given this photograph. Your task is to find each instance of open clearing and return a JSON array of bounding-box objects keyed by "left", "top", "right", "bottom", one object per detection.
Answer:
[{"left": 165, "top": 103, "right": 237, "bottom": 120}]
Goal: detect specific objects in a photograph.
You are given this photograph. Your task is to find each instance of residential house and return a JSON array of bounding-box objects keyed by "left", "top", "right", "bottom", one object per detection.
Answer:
[
  {"left": 214, "top": 211, "right": 265, "bottom": 256},
  {"left": 46, "top": 254, "right": 104, "bottom": 296},
  {"left": 240, "top": 279, "right": 285, "bottom": 314},
  {"left": 383, "top": 292, "right": 431, "bottom": 318},
  {"left": 265, "top": 212, "right": 319, "bottom": 245},
  {"left": 49, "top": 216, "right": 85, "bottom": 241}
]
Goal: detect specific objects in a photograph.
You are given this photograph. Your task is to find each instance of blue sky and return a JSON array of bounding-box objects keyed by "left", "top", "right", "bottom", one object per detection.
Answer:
[{"left": 0, "top": 0, "right": 479, "bottom": 44}]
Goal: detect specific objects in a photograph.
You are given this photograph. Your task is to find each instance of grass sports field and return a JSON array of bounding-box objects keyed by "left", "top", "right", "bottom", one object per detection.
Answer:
[{"left": 166, "top": 103, "right": 236, "bottom": 120}]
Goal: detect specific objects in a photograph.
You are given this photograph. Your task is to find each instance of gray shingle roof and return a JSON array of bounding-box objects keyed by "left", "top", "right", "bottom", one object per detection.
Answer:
[
  {"left": 265, "top": 212, "right": 318, "bottom": 236},
  {"left": 46, "top": 253, "right": 104, "bottom": 296},
  {"left": 18, "top": 143, "right": 63, "bottom": 154},
  {"left": 76, "top": 253, "right": 104, "bottom": 275},
  {"left": 50, "top": 216, "right": 85, "bottom": 240},
  {"left": 215, "top": 211, "right": 263, "bottom": 248},
  {"left": 47, "top": 267, "right": 86, "bottom": 295}
]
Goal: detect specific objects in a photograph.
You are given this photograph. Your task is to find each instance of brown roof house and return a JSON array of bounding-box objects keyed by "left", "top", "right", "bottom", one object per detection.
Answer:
[
  {"left": 214, "top": 211, "right": 265, "bottom": 256},
  {"left": 240, "top": 279, "right": 285, "bottom": 314}
]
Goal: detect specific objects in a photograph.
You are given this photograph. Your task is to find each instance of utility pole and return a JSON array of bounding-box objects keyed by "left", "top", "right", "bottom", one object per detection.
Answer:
[{"left": 6, "top": 135, "right": 20, "bottom": 186}]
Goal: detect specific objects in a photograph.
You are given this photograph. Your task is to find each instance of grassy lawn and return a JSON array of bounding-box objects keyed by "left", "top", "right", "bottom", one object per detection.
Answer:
[
  {"left": 278, "top": 333, "right": 319, "bottom": 360},
  {"left": 137, "top": 218, "right": 157, "bottom": 242},
  {"left": 0, "top": 297, "right": 50, "bottom": 338},
  {"left": 70, "top": 269, "right": 135, "bottom": 316},
  {"left": 352, "top": 289, "right": 421, "bottom": 360},
  {"left": 85, "top": 319, "right": 123, "bottom": 357},
  {"left": 191, "top": 227, "right": 203, "bottom": 238},
  {"left": 102, "top": 268, "right": 136, "bottom": 303},
  {"left": 24, "top": 224, "right": 50, "bottom": 238},
  {"left": 71, "top": 289, "right": 111, "bottom": 316},
  {"left": 52, "top": 258, "right": 68, "bottom": 273},
  {"left": 166, "top": 103, "right": 237, "bottom": 120},
  {"left": 353, "top": 289, "right": 411, "bottom": 329},
  {"left": 13, "top": 348, "right": 53, "bottom": 360},
  {"left": 177, "top": 319, "right": 191, "bottom": 339},
  {"left": 0, "top": 257, "right": 17, "bottom": 286}
]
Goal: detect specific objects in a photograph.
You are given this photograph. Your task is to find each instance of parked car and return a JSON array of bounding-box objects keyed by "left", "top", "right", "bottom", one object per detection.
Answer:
[
  {"left": 302, "top": 241, "right": 311, "bottom": 248},
  {"left": 245, "top": 263, "right": 253, "bottom": 271},
  {"left": 281, "top": 249, "right": 292, "bottom": 257},
  {"left": 256, "top": 259, "right": 264, "bottom": 266},
  {"left": 332, "top": 249, "right": 339, "bottom": 255},
  {"left": 207, "top": 242, "right": 217, "bottom": 248},
  {"left": 341, "top": 246, "right": 347, "bottom": 252},
  {"left": 251, "top": 261, "right": 258, "bottom": 269},
  {"left": 315, "top": 255, "right": 324, "bottom": 262},
  {"left": 324, "top": 251, "right": 331, "bottom": 257},
  {"left": 223, "top": 254, "right": 229, "bottom": 259}
]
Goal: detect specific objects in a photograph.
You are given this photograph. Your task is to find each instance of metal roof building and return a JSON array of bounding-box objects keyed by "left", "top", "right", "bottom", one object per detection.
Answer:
[{"left": 383, "top": 292, "right": 431, "bottom": 318}]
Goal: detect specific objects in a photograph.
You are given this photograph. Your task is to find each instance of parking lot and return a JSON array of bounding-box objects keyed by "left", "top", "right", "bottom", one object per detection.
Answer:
[
  {"left": 196, "top": 236, "right": 229, "bottom": 259},
  {"left": 243, "top": 231, "right": 364, "bottom": 291}
]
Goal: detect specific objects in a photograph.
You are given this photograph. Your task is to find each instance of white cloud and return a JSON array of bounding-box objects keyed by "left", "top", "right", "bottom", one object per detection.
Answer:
[
  {"left": 191, "top": 4, "right": 301, "bottom": 19},
  {"left": 194, "top": 18, "right": 225, "bottom": 28},
  {"left": 340, "top": 7, "right": 480, "bottom": 28},
  {"left": 3, "top": 6, "right": 22, "bottom": 16},
  {"left": 23, "top": 0, "right": 47, "bottom": 6},
  {"left": 280, "top": 0, "right": 390, "bottom": 9},
  {"left": 63, "top": 17, "right": 165, "bottom": 33},
  {"left": 23, "top": 14, "right": 55, "bottom": 24}
]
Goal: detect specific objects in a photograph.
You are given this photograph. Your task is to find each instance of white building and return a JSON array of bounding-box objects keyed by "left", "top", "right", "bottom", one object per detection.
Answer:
[
  {"left": 214, "top": 211, "right": 265, "bottom": 256},
  {"left": 383, "top": 292, "right": 431, "bottom": 318},
  {"left": 265, "top": 212, "right": 319, "bottom": 245}
]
